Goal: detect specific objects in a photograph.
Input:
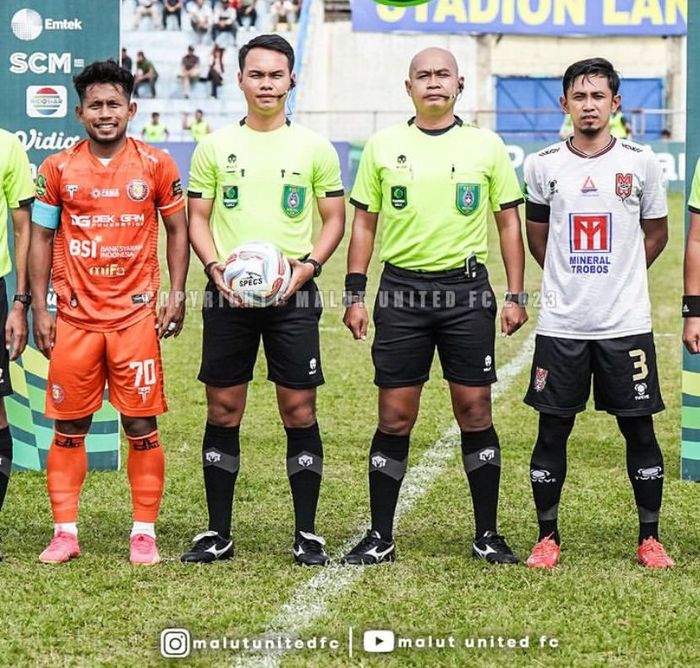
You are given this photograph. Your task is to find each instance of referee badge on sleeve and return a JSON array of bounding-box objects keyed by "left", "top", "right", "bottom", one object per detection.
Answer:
[
  {"left": 456, "top": 183, "right": 480, "bottom": 215},
  {"left": 222, "top": 185, "right": 239, "bottom": 209},
  {"left": 391, "top": 185, "right": 407, "bottom": 210},
  {"left": 282, "top": 185, "right": 306, "bottom": 218}
]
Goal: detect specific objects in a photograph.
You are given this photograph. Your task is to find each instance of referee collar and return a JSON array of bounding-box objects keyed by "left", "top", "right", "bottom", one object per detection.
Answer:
[
  {"left": 408, "top": 115, "right": 463, "bottom": 136},
  {"left": 239, "top": 117, "right": 292, "bottom": 127}
]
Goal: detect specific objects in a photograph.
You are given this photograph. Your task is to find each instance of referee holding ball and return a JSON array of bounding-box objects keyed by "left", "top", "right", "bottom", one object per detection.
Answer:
[
  {"left": 183, "top": 35, "right": 345, "bottom": 566},
  {"left": 342, "top": 47, "right": 528, "bottom": 565}
]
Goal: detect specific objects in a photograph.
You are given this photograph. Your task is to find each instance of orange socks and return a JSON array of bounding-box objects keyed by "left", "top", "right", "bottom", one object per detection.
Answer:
[
  {"left": 46, "top": 432, "right": 88, "bottom": 524},
  {"left": 126, "top": 430, "right": 165, "bottom": 523}
]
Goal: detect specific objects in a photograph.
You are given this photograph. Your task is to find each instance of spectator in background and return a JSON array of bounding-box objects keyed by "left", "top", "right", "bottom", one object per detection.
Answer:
[
  {"left": 237, "top": 0, "right": 257, "bottom": 30},
  {"left": 121, "top": 48, "right": 133, "bottom": 73},
  {"left": 133, "top": 0, "right": 160, "bottom": 29},
  {"left": 180, "top": 46, "right": 201, "bottom": 99},
  {"left": 134, "top": 51, "right": 159, "bottom": 98},
  {"left": 559, "top": 113, "right": 573, "bottom": 140},
  {"left": 189, "top": 0, "right": 213, "bottom": 41},
  {"left": 660, "top": 128, "right": 672, "bottom": 141},
  {"left": 142, "top": 112, "right": 170, "bottom": 143},
  {"left": 271, "top": 0, "right": 298, "bottom": 32},
  {"left": 183, "top": 109, "right": 211, "bottom": 142},
  {"left": 609, "top": 108, "right": 632, "bottom": 139},
  {"left": 207, "top": 45, "right": 225, "bottom": 99},
  {"left": 162, "top": 0, "right": 183, "bottom": 29},
  {"left": 213, "top": 1, "right": 238, "bottom": 46}
]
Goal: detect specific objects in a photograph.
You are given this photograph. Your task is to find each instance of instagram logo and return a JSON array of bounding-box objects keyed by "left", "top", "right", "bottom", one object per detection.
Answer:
[{"left": 160, "top": 628, "right": 191, "bottom": 658}]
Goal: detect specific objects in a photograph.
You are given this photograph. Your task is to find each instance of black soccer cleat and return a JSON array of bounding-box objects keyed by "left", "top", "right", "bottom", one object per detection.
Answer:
[
  {"left": 293, "top": 531, "right": 330, "bottom": 566},
  {"left": 180, "top": 530, "right": 234, "bottom": 563},
  {"left": 341, "top": 529, "right": 396, "bottom": 565},
  {"left": 472, "top": 530, "right": 519, "bottom": 565}
]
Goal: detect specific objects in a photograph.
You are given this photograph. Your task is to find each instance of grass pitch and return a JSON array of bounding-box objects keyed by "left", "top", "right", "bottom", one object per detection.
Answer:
[{"left": 0, "top": 193, "right": 697, "bottom": 667}]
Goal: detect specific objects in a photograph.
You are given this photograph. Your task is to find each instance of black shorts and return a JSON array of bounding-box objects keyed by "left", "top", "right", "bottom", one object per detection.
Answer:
[
  {"left": 372, "top": 263, "right": 497, "bottom": 388},
  {"left": 0, "top": 279, "right": 10, "bottom": 397},
  {"left": 198, "top": 278, "right": 324, "bottom": 389},
  {"left": 523, "top": 333, "right": 664, "bottom": 416}
]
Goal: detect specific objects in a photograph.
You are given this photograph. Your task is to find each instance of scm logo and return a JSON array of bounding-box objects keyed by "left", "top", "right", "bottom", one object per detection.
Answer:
[{"left": 10, "top": 52, "right": 84, "bottom": 75}]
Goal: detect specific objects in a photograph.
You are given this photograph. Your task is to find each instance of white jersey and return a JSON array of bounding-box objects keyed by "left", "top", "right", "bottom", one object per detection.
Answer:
[{"left": 524, "top": 137, "right": 667, "bottom": 339}]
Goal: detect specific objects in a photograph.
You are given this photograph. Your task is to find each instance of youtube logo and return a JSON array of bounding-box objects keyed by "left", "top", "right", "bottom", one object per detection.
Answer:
[{"left": 363, "top": 630, "right": 395, "bottom": 653}]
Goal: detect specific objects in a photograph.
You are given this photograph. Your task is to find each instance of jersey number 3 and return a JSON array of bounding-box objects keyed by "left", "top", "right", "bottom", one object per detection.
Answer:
[{"left": 629, "top": 349, "right": 648, "bottom": 382}]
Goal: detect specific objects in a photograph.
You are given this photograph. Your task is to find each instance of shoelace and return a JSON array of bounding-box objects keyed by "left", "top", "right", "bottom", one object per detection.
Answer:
[
  {"left": 300, "top": 539, "right": 324, "bottom": 554},
  {"left": 483, "top": 533, "right": 510, "bottom": 553},
  {"left": 531, "top": 538, "right": 556, "bottom": 557},
  {"left": 642, "top": 539, "right": 666, "bottom": 556},
  {"left": 192, "top": 534, "right": 220, "bottom": 551},
  {"left": 354, "top": 531, "right": 383, "bottom": 553}
]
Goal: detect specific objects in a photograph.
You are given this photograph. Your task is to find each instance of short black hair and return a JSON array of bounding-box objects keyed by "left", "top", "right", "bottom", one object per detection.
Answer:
[
  {"left": 73, "top": 59, "right": 134, "bottom": 103},
  {"left": 238, "top": 34, "right": 294, "bottom": 73},
  {"left": 562, "top": 58, "right": 620, "bottom": 97}
]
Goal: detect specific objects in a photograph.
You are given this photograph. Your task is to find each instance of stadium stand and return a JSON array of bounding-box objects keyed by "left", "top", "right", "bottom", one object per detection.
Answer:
[{"left": 121, "top": 0, "right": 299, "bottom": 139}]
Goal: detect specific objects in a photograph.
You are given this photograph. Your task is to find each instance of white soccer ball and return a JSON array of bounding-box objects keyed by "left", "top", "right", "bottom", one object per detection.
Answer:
[{"left": 223, "top": 241, "right": 291, "bottom": 307}]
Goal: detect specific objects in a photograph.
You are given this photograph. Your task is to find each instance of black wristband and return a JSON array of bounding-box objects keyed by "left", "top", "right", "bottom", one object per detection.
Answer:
[
  {"left": 345, "top": 273, "right": 367, "bottom": 293},
  {"left": 204, "top": 260, "right": 217, "bottom": 279},
  {"left": 683, "top": 295, "right": 700, "bottom": 317}
]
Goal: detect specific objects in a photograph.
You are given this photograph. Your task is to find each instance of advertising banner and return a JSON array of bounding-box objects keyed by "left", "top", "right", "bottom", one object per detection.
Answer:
[
  {"left": 0, "top": 1, "right": 121, "bottom": 470},
  {"left": 352, "top": 0, "right": 688, "bottom": 37}
]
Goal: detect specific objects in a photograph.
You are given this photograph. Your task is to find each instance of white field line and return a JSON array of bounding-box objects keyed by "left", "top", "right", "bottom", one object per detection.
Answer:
[{"left": 234, "top": 334, "right": 536, "bottom": 668}]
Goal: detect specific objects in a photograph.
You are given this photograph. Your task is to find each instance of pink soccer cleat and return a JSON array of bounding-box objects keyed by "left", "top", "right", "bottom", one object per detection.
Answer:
[
  {"left": 39, "top": 531, "right": 80, "bottom": 564},
  {"left": 130, "top": 533, "right": 161, "bottom": 566}
]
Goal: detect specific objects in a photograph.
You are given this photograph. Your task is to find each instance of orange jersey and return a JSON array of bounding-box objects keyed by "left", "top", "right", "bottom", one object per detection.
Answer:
[{"left": 35, "top": 138, "right": 184, "bottom": 331}]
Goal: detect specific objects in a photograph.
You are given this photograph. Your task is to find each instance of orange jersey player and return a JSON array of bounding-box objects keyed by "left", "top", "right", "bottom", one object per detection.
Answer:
[{"left": 29, "top": 60, "right": 189, "bottom": 566}]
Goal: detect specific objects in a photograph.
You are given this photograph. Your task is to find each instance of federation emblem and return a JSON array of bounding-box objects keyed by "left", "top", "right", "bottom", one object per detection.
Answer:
[
  {"left": 534, "top": 367, "right": 548, "bottom": 392},
  {"left": 456, "top": 183, "right": 480, "bottom": 215},
  {"left": 222, "top": 185, "right": 239, "bottom": 209},
  {"left": 282, "top": 185, "right": 306, "bottom": 217},
  {"left": 615, "top": 172, "right": 633, "bottom": 201},
  {"left": 391, "top": 185, "right": 407, "bottom": 210},
  {"left": 127, "top": 179, "right": 149, "bottom": 202}
]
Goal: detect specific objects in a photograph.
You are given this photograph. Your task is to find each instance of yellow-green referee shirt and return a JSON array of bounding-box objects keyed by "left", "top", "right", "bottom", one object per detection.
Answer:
[
  {"left": 350, "top": 118, "right": 523, "bottom": 271},
  {"left": 690, "top": 158, "right": 700, "bottom": 214},
  {"left": 0, "top": 129, "right": 34, "bottom": 278},
  {"left": 188, "top": 119, "right": 344, "bottom": 260}
]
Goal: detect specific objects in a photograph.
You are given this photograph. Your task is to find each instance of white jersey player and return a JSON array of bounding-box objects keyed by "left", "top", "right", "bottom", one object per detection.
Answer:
[{"left": 522, "top": 58, "right": 673, "bottom": 571}]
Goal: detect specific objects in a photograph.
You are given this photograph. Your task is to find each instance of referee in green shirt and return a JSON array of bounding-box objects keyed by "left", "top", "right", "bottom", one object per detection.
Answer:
[
  {"left": 183, "top": 35, "right": 345, "bottom": 566},
  {"left": 0, "top": 128, "right": 34, "bottom": 556},
  {"left": 341, "top": 48, "right": 528, "bottom": 565}
]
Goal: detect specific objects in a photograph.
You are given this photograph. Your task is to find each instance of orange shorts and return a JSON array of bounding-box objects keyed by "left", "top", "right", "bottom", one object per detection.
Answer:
[{"left": 46, "top": 314, "right": 168, "bottom": 420}]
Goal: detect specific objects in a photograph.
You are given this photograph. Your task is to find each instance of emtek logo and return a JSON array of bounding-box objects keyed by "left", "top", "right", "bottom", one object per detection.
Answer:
[
  {"left": 26, "top": 86, "right": 67, "bottom": 118},
  {"left": 11, "top": 9, "right": 83, "bottom": 41}
]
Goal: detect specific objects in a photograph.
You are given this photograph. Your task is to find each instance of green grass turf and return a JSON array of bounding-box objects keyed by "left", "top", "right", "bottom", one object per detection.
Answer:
[{"left": 0, "top": 193, "right": 696, "bottom": 667}]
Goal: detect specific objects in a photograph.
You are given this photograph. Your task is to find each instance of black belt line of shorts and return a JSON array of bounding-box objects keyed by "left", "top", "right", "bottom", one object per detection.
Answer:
[{"left": 384, "top": 262, "right": 486, "bottom": 280}]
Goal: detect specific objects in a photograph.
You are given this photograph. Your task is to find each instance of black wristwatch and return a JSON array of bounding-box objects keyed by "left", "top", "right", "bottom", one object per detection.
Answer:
[
  {"left": 303, "top": 257, "right": 322, "bottom": 278},
  {"left": 504, "top": 291, "right": 528, "bottom": 306},
  {"left": 13, "top": 293, "right": 31, "bottom": 307}
]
